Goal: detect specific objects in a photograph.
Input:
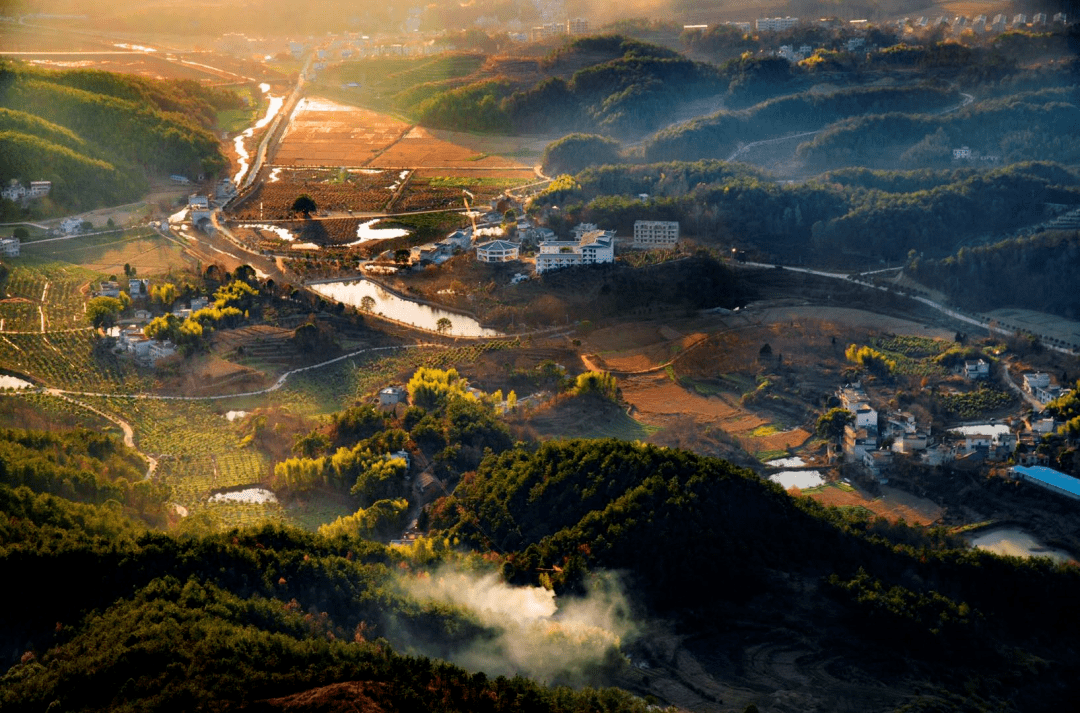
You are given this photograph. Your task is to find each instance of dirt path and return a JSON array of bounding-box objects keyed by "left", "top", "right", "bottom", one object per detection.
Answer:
[{"left": 44, "top": 388, "right": 157, "bottom": 479}]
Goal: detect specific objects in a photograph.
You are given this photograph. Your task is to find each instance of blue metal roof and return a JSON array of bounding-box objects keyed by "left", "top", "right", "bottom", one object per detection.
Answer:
[{"left": 1013, "top": 465, "right": 1080, "bottom": 498}]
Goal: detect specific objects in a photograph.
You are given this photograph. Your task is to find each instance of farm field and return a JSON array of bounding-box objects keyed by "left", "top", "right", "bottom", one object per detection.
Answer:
[
  {"left": 273, "top": 99, "right": 411, "bottom": 167},
  {"left": 0, "top": 262, "right": 96, "bottom": 332},
  {"left": 802, "top": 481, "right": 944, "bottom": 525},
  {"left": 0, "top": 329, "right": 147, "bottom": 392},
  {"left": 231, "top": 168, "right": 402, "bottom": 219},
  {"left": 23, "top": 230, "right": 190, "bottom": 277},
  {"left": 369, "top": 125, "right": 527, "bottom": 169},
  {"left": 394, "top": 174, "right": 533, "bottom": 212},
  {"left": 271, "top": 97, "right": 533, "bottom": 172}
]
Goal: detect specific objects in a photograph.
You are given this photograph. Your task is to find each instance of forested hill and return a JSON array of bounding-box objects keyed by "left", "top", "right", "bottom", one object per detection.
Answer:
[
  {"left": 331, "top": 35, "right": 728, "bottom": 137},
  {"left": 3, "top": 426, "right": 1080, "bottom": 710},
  {"left": 429, "top": 439, "right": 1080, "bottom": 709},
  {"left": 0, "top": 63, "right": 235, "bottom": 213},
  {"left": 0, "top": 427, "right": 651, "bottom": 712},
  {"left": 644, "top": 83, "right": 960, "bottom": 164},
  {"left": 907, "top": 229, "right": 1080, "bottom": 318}
]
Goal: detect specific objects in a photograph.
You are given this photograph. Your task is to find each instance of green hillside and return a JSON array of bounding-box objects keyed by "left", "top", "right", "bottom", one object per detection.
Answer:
[
  {"left": 322, "top": 36, "right": 726, "bottom": 137},
  {"left": 0, "top": 62, "right": 235, "bottom": 216}
]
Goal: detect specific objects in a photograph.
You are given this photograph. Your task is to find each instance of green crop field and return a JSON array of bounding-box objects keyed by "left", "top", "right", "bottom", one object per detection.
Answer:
[
  {"left": 0, "top": 331, "right": 146, "bottom": 392},
  {"left": 0, "top": 262, "right": 98, "bottom": 332}
]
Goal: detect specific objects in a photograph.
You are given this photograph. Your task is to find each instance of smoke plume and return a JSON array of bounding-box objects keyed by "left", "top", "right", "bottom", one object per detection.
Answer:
[{"left": 397, "top": 566, "right": 637, "bottom": 685}]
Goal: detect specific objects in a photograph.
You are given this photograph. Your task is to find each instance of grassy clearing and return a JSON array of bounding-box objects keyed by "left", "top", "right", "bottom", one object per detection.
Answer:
[
  {"left": 678, "top": 376, "right": 723, "bottom": 396},
  {"left": 200, "top": 499, "right": 288, "bottom": 528},
  {"left": 751, "top": 424, "right": 782, "bottom": 437},
  {"left": 285, "top": 491, "right": 358, "bottom": 532},
  {"left": 570, "top": 410, "right": 659, "bottom": 441},
  {"left": 217, "top": 86, "right": 260, "bottom": 134},
  {"left": 25, "top": 229, "right": 187, "bottom": 276},
  {"left": 427, "top": 176, "right": 532, "bottom": 189},
  {"left": 755, "top": 448, "right": 790, "bottom": 462}
]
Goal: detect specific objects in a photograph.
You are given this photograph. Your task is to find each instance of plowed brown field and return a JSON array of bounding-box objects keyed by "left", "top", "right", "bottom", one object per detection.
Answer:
[
  {"left": 274, "top": 100, "right": 410, "bottom": 166},
  {"left": 272, "top": 99, "right": 533, "bottom": 171},
  {"left": 370, "top": 125, "right": 525, "bottom": 169}
]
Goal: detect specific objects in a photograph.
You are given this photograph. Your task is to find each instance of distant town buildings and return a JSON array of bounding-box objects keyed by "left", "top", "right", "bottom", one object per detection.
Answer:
[
  {"left": 632, "top": 220, "right": 680, "bottom": 248},
  {"left": 379, "top": 386, "right": 407, "bottom": 410},
  {"left": 567, "top": 18, "right": 589, "bottom": 35},
  {"left": 964, "top": 359, "right": 990, "bottom": 380}
]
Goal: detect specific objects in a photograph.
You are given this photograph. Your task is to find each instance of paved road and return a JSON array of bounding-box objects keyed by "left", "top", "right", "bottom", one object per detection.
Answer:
[
  {"left": 1001, "top": 362, "right": 1045, "bottom": 411},
  {"left": 736, "top": 261, "right": 1077, "bottom": 356}
]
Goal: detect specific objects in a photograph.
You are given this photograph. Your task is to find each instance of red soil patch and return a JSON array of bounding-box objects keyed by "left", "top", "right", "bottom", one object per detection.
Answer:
[
  {"left": 370, "top": 126, "right": 526, "bottom": 169},
  {"left": 411, "top": 167, "right": 537, "bottom": 179},
  {"left": 805, "top": 483, "right": 943, "bottom": 525}
]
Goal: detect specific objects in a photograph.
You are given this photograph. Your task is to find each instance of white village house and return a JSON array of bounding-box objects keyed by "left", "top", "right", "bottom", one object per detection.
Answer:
[{"left": 59, "top": 217, "right": 83, "bottom": 235}]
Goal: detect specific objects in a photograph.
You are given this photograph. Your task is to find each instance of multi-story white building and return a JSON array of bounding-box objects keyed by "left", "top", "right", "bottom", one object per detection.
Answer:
[
  {"left": 535, "top": 229, "right": 614, "bottom": 274},
  {"left": 633, "top": 220, "right": 680, "bottom": 248},
  {"left": 567, "top": 18, "right": 589, "bottom": 35},
  {"left": 0, "top": 238, "right": 20, "bottom": 257},
  {"left": 756, "top": 16, "right": 799, "bottom": 31}
]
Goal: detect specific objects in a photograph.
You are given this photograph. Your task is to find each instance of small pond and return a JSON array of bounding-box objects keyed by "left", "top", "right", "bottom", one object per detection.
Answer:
[
  {"left": 967, "top": 526, "right": 1073, "bottom": 563},
  {"left": 310, "top": 279, "right": 502, "bottom": 337},
  {"left": 0, "top": 375, "right": 33, "bottom": 390},
  {"left": 769, "top": 470, "right": 825, "bottom": 490},
  {"left": 208, "top": 487, "right": 278, "bottom": 504}
]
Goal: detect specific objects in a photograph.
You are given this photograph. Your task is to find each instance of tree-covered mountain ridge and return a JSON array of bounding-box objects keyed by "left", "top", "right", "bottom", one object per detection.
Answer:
[
  {"left": 4, "top": 429, "right": 1080, "bottom": 711},
  {"left": 0, "top": 62, "right": 236, "bottom": 213}
]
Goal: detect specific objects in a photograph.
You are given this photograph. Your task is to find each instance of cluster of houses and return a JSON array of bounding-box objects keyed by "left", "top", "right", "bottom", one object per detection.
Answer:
[
  {"left": 2, "top": 179, "right": 51, "bottom": 205},
  {"left": 1022, "top": 371, "right": 1072, "bottom": 405},
  {"left": 99, "top": 279, "right": 212, "bottom": 367},
  {"left": 114, "top": 325, "right": 178, "bottom": 367},
  {"left": 837, "top": 370, "right": 1074, "bottom": 483}
]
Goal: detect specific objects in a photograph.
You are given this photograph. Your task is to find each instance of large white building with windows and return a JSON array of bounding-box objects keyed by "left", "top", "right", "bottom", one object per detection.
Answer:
[
  {"left": 535, "top": 229, "right": 615, "bottom": 274},
  {"left": 633, "top": 220, "right": 680, "bottom": 248},
  {"left": 756, "top": 16, "right": 799, "bottom": 31}
]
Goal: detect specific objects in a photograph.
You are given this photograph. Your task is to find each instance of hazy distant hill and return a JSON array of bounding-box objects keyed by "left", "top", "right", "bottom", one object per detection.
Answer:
[
  {"left": 324, "top": 36, "right": 727, "bottom": 137},
  {"left": 0, "top": 62, "right": 235, "bottom": 214}
]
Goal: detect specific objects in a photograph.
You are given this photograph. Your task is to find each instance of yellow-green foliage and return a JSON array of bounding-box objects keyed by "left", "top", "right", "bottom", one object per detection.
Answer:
[
  {"left": 318, "top": 498, "right": 409, "bottom": 540},
  {"left": 845, "top": 343, "right": 896, "bottom": 374},
  {"left": 407, "top": 367, "right": 471, "bottom": 409},
  {"left": 574, "top": 370, "right": 618, "bottom": 400}
]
